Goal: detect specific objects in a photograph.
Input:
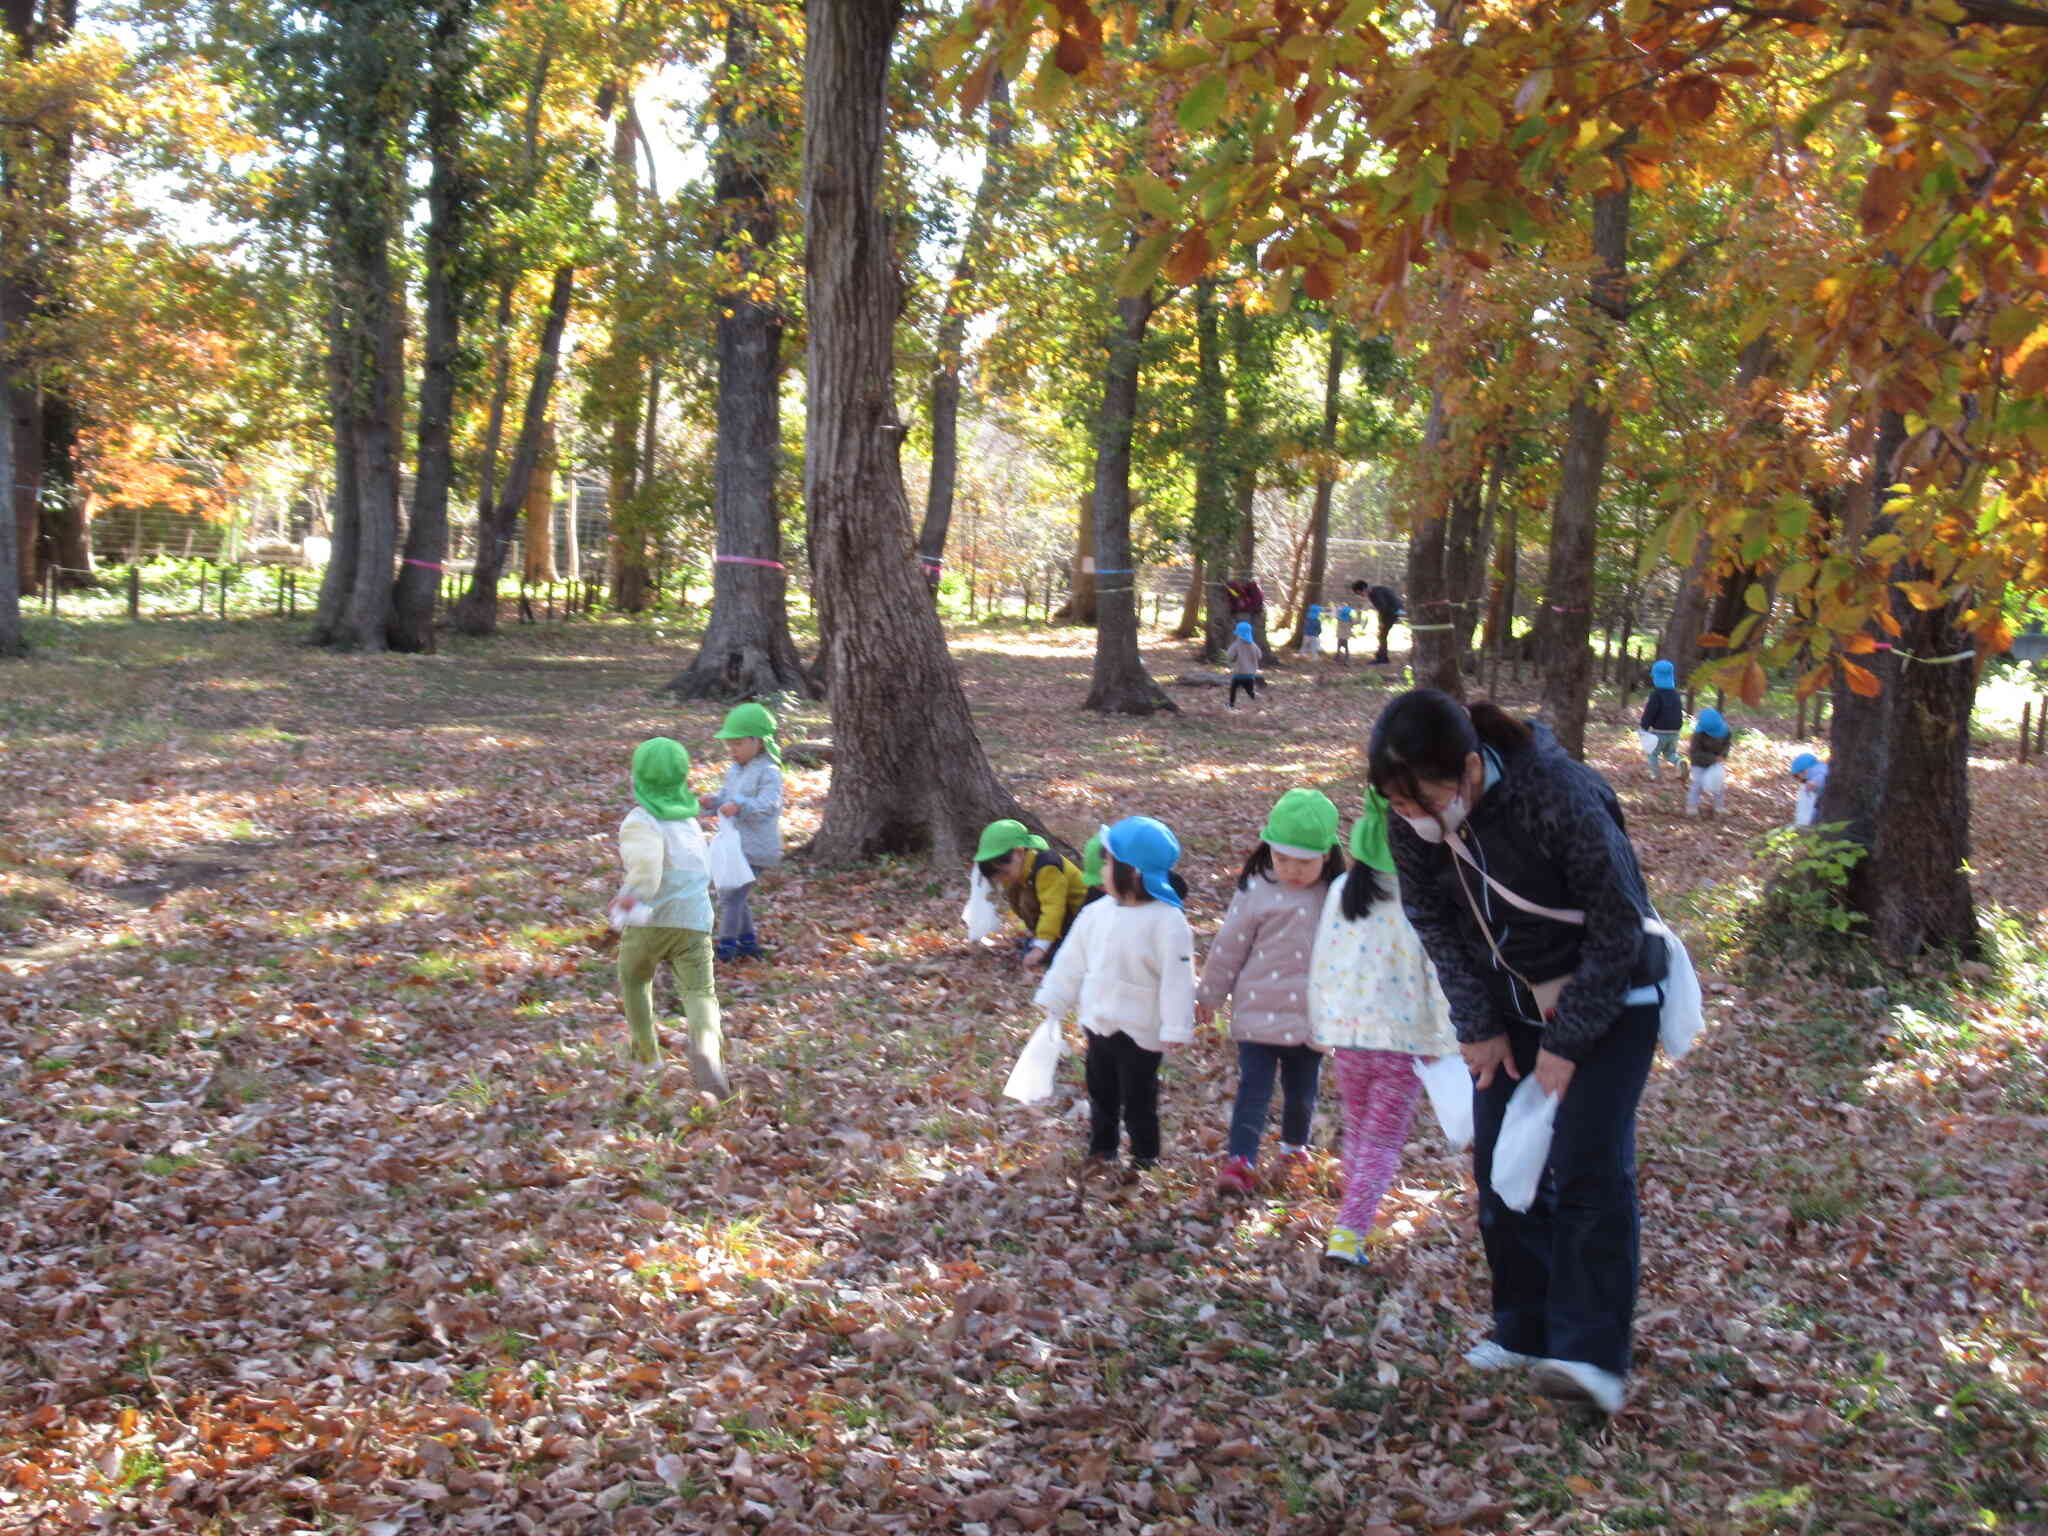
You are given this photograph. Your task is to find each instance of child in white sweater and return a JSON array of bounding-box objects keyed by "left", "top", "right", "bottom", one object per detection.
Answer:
[
  {"left": 1307, "top": 787, "right": 1458, "bottom": 1265},
  {"left": 1034, "top": 817, "right": 1196, "bottom": 1171}
]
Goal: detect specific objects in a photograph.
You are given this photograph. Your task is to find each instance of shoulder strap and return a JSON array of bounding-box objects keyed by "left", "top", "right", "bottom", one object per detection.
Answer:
[{"left": 1447, "top": 833, "right": 1586, "bottom": 925}]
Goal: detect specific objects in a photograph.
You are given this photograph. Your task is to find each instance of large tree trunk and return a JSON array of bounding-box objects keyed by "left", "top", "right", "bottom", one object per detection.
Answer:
[
  {"left": 1174, "top": 551, "right": 1202, "bottom": 639},
  {"left": 916, "top": 71, "right": 1011, "bottom": 588},
  {"left": 1290, "top": 325, "right": 1343, "bottom": 652},
  {"left": 340, "top": 183, "right": 405, "bottom": 653},
  {"left": 1537, "top": 177, "right": 1630, "bottom": 758},
  {"left": 392, "top": 8, "right": 472, "bottom": 654},
  {"left": 667, "top": 6, "right": 816, "bottom": 702},
  {"left": 803, "top": 0, "right": 1040, "bottom": 863},
  {"left": 1405, "top": 386, "right": 1463, "bottom": 697},
  {"left": 1085, "top": 289, "right": 1174, "bottom": 714},
  {"left": 1659, "top": 530, "right": 1713, "bottom": 679},
  {"left": 455, "top": 266, "right": 574, "bottom": 635},
  {"left": 312, "top": 286, "right": 362, "bottom": 644},
  {"left": 1057, "top": 500, "right": 1097, "bottom": 623},
  {"left": 602, "top": 107, "right": 653, "bottom": 615},
  {"left": 4, "top": 295, "right": 40, "bottom": 597},
  {"left": 560, "top": 436, "right": 580, "bottom": 582},
  {"left": 521, "top": 421, "right": 558, "bottom": 583}
]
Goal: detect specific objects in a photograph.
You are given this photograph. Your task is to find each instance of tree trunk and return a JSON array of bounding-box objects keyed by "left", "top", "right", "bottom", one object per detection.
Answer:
[
  {"left": 803, "top": 0, "right": 1041, "bottom": 863},
  {"left": 392, "top": 6, "right": 472, "bottom": 654},
  {"left": 312, "top": 284, "right": 361, "bottom": 644},
  {"left": 456, "top": 266, "right": 574, "bottom": 635},
  {"left": 522, "top": 421, "right": 558, "bottom": 583},
  {"left": 1443, "top": 475, "right": 1486, "bottom": 671},
  {"left": 1291, "top": 325, "right": 1343, "bottom": 652},
  {"left": 4, "top": 312, "right": 40, "bottom": 597},
  {"left": 340, "top": 179, "right": 405, "bottom": 653},
  {"left": 607, "top": 360, "right": 648, "bottom": 611},
  {"left": 1174, "top": 551, "right": 1202, "bottom": 639},
  {"left": 1487, "top": 462, "right": 1520, "bottom": 658},
  {"left": 560, "top": 444, "right": 580, "bottom": 583},
  {"left": 917, "top": 71, "right": 1011, "bottom": 587},
  {"left": 41, "top": 393, "right": 87, "bottom": 587},
  {"left": 1086, "top": 289, "right": 1174, "bottom": 714},
  {"left": 1537, "top": 177, "right": 1631, "bottom": 758},
  {"left": 667, "top": 5, "right": 815, "bottom": 701},
  {"left": 1659, "top": 529, "right": 1713, "bottom": 678},
  {"left": 1405, "top": 386, "right": 1463, "bottom": 696},
  {"left": 1058, "top": 499, "right": 1097, "bottom": 623},
  {"left": 0, "top": 294, "right": 22, "bottom": 655},
  {"left": 1191, "top": 279, "right": 1235, "bottom": 663}
]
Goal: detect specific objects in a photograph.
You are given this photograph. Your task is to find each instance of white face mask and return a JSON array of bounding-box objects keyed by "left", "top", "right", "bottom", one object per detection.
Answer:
[{"left": 1402, "top": 791, "right": 1470, "bottom": 844}]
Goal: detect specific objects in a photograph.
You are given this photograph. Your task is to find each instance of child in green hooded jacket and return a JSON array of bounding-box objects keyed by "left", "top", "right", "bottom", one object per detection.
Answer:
[{"left": 612, "top": 738, "right": 728, "bottom": 1095}]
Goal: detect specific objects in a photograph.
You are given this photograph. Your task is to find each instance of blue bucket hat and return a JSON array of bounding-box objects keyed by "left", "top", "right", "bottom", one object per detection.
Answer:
[
  {"left": 1697, "top": 707, "right": 1729, "bottom": 738},
  {"left": 1233, "top": 621, "right": 1254, "bottom": 643},
  {"left": 1103, "top": 816, "right": 1184, "bottom": 908},
  {"left": 1789, "top": 752, "right": 1819, "bottom": 777},
  {"left": 1652, "top": 659, "right": 1676, "bottom": 689}
]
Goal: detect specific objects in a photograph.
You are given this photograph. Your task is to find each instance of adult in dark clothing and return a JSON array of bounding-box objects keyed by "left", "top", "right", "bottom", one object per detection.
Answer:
[
  {"left": 1223, "top": 577, "right": 1265, "bottom": 621},
  {"left": 1351, "top": 580, "right": 1403, "bottom": 664},
  {"left": 1370, "top": 689, "right": 1669, "bottom": 1416}
]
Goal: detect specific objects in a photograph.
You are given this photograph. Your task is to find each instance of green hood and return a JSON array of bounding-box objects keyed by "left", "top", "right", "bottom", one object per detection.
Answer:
[{"left": 632, "top": 737, "right": 700, "bottom": 820}]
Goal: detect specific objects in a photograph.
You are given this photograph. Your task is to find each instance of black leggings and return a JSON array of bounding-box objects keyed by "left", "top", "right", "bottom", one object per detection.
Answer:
[
  {"left": 1229, "top": 675, "right": 1258, "bottom": 707},
  {"left": 1086, "top": 1029, "right": 1162, "bottom": 1164}
]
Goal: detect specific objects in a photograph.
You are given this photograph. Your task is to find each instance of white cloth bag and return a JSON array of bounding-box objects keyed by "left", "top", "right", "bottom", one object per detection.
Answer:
[
  {"left": 1414, "top": 1054, "right": 1474, "bottom": 1150},
  {"left": 1644, "top": 918, "right": 1703, "bottom": 1058},
  {"left": 963, "top": 864, "right": 1003, "bottom": 943},
  {"left": 1002, "top": 1016, "right": 1064, "bottom": 1103},
  {"left": 707, "top": 819, "right": 754, "bottom": 891},
  {"left": 1491, "top": 1076, "right": 1561, "bottom": 1212}
]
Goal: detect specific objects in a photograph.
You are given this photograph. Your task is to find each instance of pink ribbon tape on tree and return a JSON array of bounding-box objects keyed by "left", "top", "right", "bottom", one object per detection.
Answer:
[
  {"left": 716, "top": 555, "right": 786, "bottom": 571},
  {"left": 403, "top": 559, "right": 447, "bottom": 572}
]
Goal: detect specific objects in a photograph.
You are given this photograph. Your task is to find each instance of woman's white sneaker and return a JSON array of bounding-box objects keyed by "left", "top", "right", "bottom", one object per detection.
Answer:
[
  {"left": 1533, "top": 1358, "right": 1626, "bottom": 1415},
  {"left": 1463, "top": 1340, "right": 1539, "bottom": 1371}
]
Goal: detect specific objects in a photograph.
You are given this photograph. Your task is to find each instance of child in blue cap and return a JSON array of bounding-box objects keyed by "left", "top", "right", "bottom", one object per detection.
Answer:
[
  {"left": 1639, "top": 660, "right": 1684, "bottom": 778},
  {"left": 1226, "top": 621, "right": 1263, "bottom": 709},
  {"left": 1336, "top": 602, "right": 1356, "bottom": 661},
  {"left": 1789, "top": 752, "right": 1828, "bottom": 827},
  {"left": 1686, "top": 707, "right": 1733, "bottom": 817},
  {"left": 1034, "top": 816, "right": 1196, "bottom": 1172}
]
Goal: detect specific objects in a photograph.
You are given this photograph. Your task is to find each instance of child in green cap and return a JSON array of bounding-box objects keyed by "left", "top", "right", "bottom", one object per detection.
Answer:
[
  {"left": 612, "top": 738, "right": 728, "bottom": 1095},
  {"left": 712, "top": 702, "right": 785, "bottom": 963},
  {"left": 1196, "top": 788, "right": 1348, "bottom": 1196},
  {"left": 1305, "top": 786, "right": 1458, "bottom": 1266},
  {"left": 976, "top": 818, "right": 1088, "bottom": 970}
]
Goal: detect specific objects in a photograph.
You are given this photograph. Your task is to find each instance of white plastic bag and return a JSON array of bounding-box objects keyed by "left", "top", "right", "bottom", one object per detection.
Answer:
[
  {"left": 1695, "top": 761, "right": 1727, "bottom": 798},
  {"left": 1646, "top": 918, "right": 1703, "bottom": 1059},
  {"left": 608, "top": 895, "right": 654, "bottom": 930},
  {"left": 707, "top": 819, "right": 754, "bottom": 891},
  {"left": 963, "top": 864, "right": 1002, "bottom": 944},
  {"left": 1794, "top": 784, "right": 1819, "bottom": 827},
  {"left": 1002, "top": 1016, "right": 1064, "bottom": 1103},
  {"left": 1491, "top": 1076, "right": 1560, "bottom": 1213},
  {"left": 1638, "top": 730, "right": 1659, "bottom": 755},
  {"left": 1414, "top": 1054, "right": 1475, "bottom": 1151}
]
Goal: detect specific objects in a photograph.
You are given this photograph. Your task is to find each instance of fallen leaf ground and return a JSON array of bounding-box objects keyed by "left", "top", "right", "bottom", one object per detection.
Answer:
[{"left": 0, "top": 614, "right": 2042, "bottom": 1535}]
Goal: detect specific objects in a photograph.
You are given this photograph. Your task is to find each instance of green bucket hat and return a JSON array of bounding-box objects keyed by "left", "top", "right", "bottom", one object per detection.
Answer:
[
  {"left": 1082, "top": 828, "right": 1106, "bottom": 888},
  {"left": 1262, "top": 788, "right": 1340, "bottom": 857},
  {"left": 975, "top": 818, "right": 1048, "bottom": 864},
  {"left": 631, "top": 737, "right": 700, "bottom": 821},
  {"left": 715, "top": 701, "right": 782, "bottom": 765},
  {"left": 1350, "top": 785, "right": 1395, "bottom": 874}
]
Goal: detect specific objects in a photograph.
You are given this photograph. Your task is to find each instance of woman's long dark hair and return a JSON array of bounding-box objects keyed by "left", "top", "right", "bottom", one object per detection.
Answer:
[
  {"left": 1368, "top": 689, "right": 1531, "bottom": 808},
  {"left": 1237, "top": 840, "right": 1346, "bottom": 892}
]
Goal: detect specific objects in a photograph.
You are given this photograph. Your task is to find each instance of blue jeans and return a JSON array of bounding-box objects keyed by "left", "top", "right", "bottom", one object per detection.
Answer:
[
  {"left": 1228, "top": 1041, "right": 1323, "bottom": 1162},
  {"left": 1471, "top": 1002, "right": 1660, "bottom": 1377}
]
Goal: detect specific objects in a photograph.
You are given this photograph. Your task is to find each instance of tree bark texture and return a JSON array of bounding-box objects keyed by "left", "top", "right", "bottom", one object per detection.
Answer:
[
  {"left": 803, "top": 0, "right": 1040, "bottom": 863},
  {"left": 1538, "top": 177, "right": 1630, "bottom": 758},
  {"left": 312, "top": 284, "right": 361, "bottom": 644},
  {"left": 668, "top": 8, "right": 815, "bottom": 702},
  {"left": 1174, "top": 551, "right": 1202, "bottom": 639},
  {"left": 1085, "top": 289, "right": 1173, "bottom": 714},
  {"left": 0, "top": 294, "right": 22, "bottom": 655},
  {"left": 391, "top": 6, "right": 473, "bottom": 654},
  {"left": 917, "top": 72, "right": 1011, "bottom": 584},
  {"left": 522, "top": 421, "right": 558, "bottom": 583},
  {"left": 1404, "top": 386, "right": 1463, "bottom": 697},
  {"left": 1191, "top": 280, "right": 1234, "bottom": 663},
  {"left": 1058, "top": 499, "right": 1097, "bottom": 623},
  {"left": 341, "top": 175, "right": 405, "bottom": 653}
]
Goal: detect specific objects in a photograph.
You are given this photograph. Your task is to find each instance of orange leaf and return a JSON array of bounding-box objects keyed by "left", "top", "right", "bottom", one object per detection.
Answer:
[
  {"left": 1303, "top": 262, "right": 1338, "bottom": 301},
  {"left": 1166, "top": 230, "right": 1213, "bottom": 287},
  {"left": 1844, "top": 632, "right": 1878, "bottom": 652},
  {"left": 1842, "top": 659, "right": 1882, "bottom": 697},
  {"left": 1052, "top": 30, "right": 1089, "bottom": 77},
  {"left": 1740, "top": 660, "right": 1768, "bottom": 708}
]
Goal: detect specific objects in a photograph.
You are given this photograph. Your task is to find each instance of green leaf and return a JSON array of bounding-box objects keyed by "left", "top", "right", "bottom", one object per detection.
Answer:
[
  {"left": 1779, "top": 560, "right": 1816, "bottom": 593},
  {"left": 1178, "top": 75, "right": 1227, "bottom": 134},
  {"left": 1744, "top": 581, "right": 1769, "bottom": 614}
]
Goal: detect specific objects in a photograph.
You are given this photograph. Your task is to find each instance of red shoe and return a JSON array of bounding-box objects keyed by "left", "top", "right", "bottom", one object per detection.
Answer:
[{"left": 1215, "top": 1155, "right": 1259, "bottom": 1196}]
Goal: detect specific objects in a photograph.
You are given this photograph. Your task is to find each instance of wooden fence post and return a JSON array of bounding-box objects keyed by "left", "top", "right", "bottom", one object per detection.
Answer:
[
  {"left": 2023, "top": 701, "right": 2033, "bottom": 766},
  {"left": 218, "top": 564, "right": 229, "bottom": 619},
  {"left": 127, "top": 565, "right": 140, "bottom": 619}
]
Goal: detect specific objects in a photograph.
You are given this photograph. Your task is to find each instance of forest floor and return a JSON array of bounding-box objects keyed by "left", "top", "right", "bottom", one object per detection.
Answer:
[{"left": 0, "top": 613, "right": 2042, "bottom": 1535}]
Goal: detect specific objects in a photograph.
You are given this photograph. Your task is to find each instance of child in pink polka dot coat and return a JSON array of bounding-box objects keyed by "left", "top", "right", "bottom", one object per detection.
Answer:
[{"left": 1195, "top": 789, "right": 1347, "bottom": 1197}]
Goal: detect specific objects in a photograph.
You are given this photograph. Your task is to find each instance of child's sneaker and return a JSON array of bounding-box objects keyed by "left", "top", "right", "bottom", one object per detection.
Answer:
[
  {"left": 1276, "top": 1143, "right": 1314, "bottom": 1187},
  {"left": 715, "top": 937, "right": 740, "bottom": 964},
  {"left": 1215, "top": 1155, "right": 1258, "bottom": 1196},
  {"left": 1464, "top": 1339, "right": 1540, "bottom": 1372},
  {"left": 1323, "top": 1225, "right": 1366, "bottom": 1266},
  {"left": 737, "top": 930, "right": 765, "bottom": 961},
  {"left": 1533, "top": 1358, "right": 1626, "bottom": 1415}
]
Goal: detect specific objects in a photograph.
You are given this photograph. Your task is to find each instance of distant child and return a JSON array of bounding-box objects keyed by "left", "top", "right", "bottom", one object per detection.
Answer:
[
  {"left": 1336, "top": 604, "right": 1356, "bottom": 660},
  {"left": 978, "top": 819, "right": 1088, "bottom": 970},
  {"left": 1226, "top": 620, "right": 1263, "bottom": 709},
  {"left": 1035, "top": 817, "right": 1197, "bottom": 1172},
  {"left": 1640, "top": 660, "right": 1685, "bottom": 777},
  {"left": 1197, "top": 789, "right": 1346, "bottom": 1196},
  {"left": 611, "top": 737, "right": 728, "bottom": 1095},
  {"left": 1789, "top": 752, "right": 1828, "bottom": 827},
  {"left": 1303, "top": 604, "right": 1326, "bottom": 658},
  {"left": 1307, "top": 787, "right": 1458, "bottom": 1265},
  {"left": 712, "top": 702, "right": 785, "bottom": 963},
  {"left": 1686, "top": 707, "right": 1732, "bottom": 817}
]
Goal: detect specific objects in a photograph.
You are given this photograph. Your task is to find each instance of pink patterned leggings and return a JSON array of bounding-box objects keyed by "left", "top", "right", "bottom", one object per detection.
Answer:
[{"left": 1333, "top": 1048, "right": 1425, "bottom": 1234}]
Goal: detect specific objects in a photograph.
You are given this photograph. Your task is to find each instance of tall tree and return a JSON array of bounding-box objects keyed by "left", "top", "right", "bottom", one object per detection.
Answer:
[
  {"left": 667, "top": 1, "right": 816, "bottom": 701},
  {"left": 1537, "top": 170, "right": 1630, "bottom": 759},
  {"left": 1188, "top": 278, "right": 1234, "bottom": 662},
  {"left": 0, "top": 294, "right": 21, "bottom": 656},
  {"left": 916, "top": 71, "right": 1013, "bottom": 587},
  {"left": 1084, "top": 287, "right": 1174, "bottom": 713},
  {"left": 1404, "top": 386, "right": 1463, "bottom": 697},
  {"left": 803, "top": 0, "right": 1039, "bottom": 862},
  {"left": 1287, "top": 324, "right": 1342, "bottom": 652}
]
